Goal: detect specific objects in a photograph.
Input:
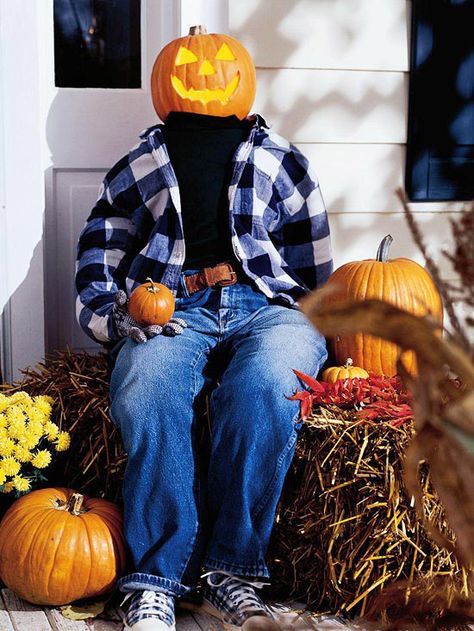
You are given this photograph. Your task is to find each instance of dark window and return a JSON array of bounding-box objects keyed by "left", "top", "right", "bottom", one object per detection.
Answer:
[
  {"left": 54, "top": 0, "right": 141, "bottom": 88},
  {"left": 406, "top": 0, "right": 474, "bottom": 201}
]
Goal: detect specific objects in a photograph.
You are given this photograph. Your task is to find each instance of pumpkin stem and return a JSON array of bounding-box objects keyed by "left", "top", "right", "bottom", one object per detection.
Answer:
[
  {"left": 344, "top": 358, "right": 353, "bottom": 368},
  {"left": 189, "top": 25, "right": 207, "bottom": 35},
  {"left": 145, "top": 276, "right": 160, "bottom": 293},
  {"left": 376, "top": 234, "right": 394, "bottom": 262},
  {"left": 65, "top": 492, "right": 85, "bottom": 515}
]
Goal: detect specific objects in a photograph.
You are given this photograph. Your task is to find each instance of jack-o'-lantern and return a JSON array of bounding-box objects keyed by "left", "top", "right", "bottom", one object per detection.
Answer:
[{"left": 151, "top": 25, "right": 256, "bottom": 121}]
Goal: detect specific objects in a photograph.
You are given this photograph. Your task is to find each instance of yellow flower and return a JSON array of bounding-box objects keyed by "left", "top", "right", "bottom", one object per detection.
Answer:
[
  {"left": 0, "top": 437, "right": 16, "bottom": 457},
  {"left": 0, "top": 470, "right": 7, "bottom": 485},
  {"left": 6, "top": 413, "right": 26, "bottom": 439},
  {"left": 31, "top": 449, "right": 52, "bottom": 469},
  {"left": 34, "top": 395, "right": 54, "bottom": 416},
  {"left": 54, "top": 431, "right": 71, "bottom": 452},
  {"left": 0, "top": 457, "right": 21, "bottom": 476},
  {"left": 44, "top": 421, "right": 60, "bottom": 440},
  {"left": 2, "top": 481, "right": 14, "bottom": 494},
  {"left": 0, "top": 413, "right": 7, "bottom": 428},
  {"left": 7, "top": 391, "right": 31, "bottom": 405},
  {"left": 21, "top": 433, "right": 41, "bottom": 450},
  {"left": 28, "top": 408, "right": 47, "bottom": 425},
  {"left": 12, "top": 475, "right": 31, "bottom": 492},
  {"left": 0, "top": 394, "right": 8, "bottom": 412},
  {"left": 27, "top": 420, "right": 44, "bottom": 437},
  {"left": 0, "top": 427, "right": 7, "bottom": 441},
  {"left": 13, "top": 445, "right": 33, "bottom": 463}
]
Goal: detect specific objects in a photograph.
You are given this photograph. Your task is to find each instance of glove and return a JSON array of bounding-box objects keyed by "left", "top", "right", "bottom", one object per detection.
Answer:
[{"left": 112, "top": 290, "right": 187, "bottom": 343}]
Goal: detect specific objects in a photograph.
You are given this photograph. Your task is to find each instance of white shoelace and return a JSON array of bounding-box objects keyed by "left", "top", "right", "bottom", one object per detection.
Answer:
[
  {"left": 200, "top": 569, "right": 271, "bottom": 616},
  {"left": 118, "top": 589, "right": 173, "bottom": 623}
]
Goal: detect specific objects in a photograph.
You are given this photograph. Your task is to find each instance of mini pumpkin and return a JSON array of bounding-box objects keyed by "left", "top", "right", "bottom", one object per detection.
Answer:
[
  {"left": 128, "top": 277, "right": 175, "bottom": 326},
  {"left": 0, "top": 487, "right": 127, "bottom": 605},
  {"left": 151, "top": 25, "right": 256, "bottom": 121},
  {"left": 322, "top": 358, "right": 369, "bottom": 383},
  {"left": 321, "top": 235, "right": 443, "bottom": 377}
]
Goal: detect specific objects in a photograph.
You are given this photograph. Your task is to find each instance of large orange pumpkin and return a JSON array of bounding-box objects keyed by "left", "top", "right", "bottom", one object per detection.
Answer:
[
  {"left": 128, "top": 277, "right": 175, "bottom": 326},
  {"left": 0, "top": 487, "right": 127, "bottom": 605},
  {"left": 321, "top": 235, "right": 443, "bottom": 377},
  {"left": 151, "top": 25, "right": 256, "bottom": 121}
]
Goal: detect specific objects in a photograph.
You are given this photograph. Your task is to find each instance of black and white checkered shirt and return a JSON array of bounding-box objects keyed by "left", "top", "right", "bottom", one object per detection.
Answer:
[{"left": 75, "top": 115, "right": 333, "bottom": 345}]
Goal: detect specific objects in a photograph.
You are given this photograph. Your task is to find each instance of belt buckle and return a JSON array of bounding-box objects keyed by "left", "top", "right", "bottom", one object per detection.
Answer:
[
  {"left": 218, "top": 272, "right": 237, "bottom": 287},
  {"left": 217, "top": 262, "right": 238, "bottom": 287}
]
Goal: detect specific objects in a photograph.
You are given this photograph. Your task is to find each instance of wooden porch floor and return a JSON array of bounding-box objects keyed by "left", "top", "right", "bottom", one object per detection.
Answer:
[{"left": 0, "top": 588, "right": 353, "bottom": 630}]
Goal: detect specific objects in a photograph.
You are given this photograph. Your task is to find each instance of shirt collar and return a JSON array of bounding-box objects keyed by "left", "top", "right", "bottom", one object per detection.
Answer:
[{"left": 139, "top": 112, "right": 269, "bottom": 141}]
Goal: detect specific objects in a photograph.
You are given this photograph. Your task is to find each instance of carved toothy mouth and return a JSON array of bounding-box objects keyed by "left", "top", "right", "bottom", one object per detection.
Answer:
[{"left": 170, "top": 72, "right": 240, "bottom": 105}]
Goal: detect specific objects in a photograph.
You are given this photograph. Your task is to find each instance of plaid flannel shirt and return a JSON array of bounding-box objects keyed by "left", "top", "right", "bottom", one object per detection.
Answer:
[{"left": 75, "top": 115, "right": 333, "bottom": 346}]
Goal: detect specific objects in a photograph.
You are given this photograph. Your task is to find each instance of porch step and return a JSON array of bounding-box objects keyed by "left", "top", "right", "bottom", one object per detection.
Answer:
[{"left": 0, "top": 588, "right": 356, "bottom": 629}]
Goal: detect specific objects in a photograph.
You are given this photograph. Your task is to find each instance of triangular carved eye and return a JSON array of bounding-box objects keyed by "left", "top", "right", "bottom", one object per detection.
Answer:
[
  {"left": 215, "top": 43, "right": 235, "bottom": 61},
  {"left": 175, "top": 46, "right": 198, "bottom": 66}
]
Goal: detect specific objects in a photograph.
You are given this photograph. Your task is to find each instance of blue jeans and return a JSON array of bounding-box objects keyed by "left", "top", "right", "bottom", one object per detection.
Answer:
[{"left": 108, "top": 270, "right": 327, "bottom": 598}]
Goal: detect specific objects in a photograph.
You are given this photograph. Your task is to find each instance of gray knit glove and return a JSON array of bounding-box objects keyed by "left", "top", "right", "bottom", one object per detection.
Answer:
[{"left": 112, "top": 290, "right": 187, "bottom": 343}]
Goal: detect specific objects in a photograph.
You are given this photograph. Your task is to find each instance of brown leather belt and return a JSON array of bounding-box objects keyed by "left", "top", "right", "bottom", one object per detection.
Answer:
[{"left": 184, "top": 261, "right": 239, "bottom": 295}]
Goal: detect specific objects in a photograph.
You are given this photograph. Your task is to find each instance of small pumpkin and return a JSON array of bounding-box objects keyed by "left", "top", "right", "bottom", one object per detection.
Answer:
[
  {"left": 322, "top": 358, "right": 369, "bottom": 383},
  {"left": 151, "top": 25, "right": 256, "bottom": 121},
  {"left": 321, "top": 235, "right": 443, "bottom": 377},
  {"left": 128, "top": 277, "right": 175, "bottom": 326},
  {"left": 0, "top": 487, "right": 127, "bottom": 605}
]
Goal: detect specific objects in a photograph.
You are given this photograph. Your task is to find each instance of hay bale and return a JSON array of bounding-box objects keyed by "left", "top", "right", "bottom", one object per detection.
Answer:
[{"left": 266, "top": 407, "right": 473, "bottom": 621}]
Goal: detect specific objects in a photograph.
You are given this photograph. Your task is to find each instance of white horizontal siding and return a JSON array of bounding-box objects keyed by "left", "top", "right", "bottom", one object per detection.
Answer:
[
  {"left": 255, "top": 68, "right": 407, "bottom": 143},
  {"left": 329, "top": 211, "right": 457, "bottom": 278},
  {"left": 230, "top": 0, "right": 410, "bottom": 71}
]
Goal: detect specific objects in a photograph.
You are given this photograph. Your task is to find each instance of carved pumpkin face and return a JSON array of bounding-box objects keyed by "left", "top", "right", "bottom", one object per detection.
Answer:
[{"left": 151, "top": 26, "right": 256, "bottom": 121}]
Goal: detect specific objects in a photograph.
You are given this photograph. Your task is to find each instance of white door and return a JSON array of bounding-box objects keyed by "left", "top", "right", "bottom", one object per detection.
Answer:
[{"left": 43, "top": 0, "right": 181, "bottom": 355}]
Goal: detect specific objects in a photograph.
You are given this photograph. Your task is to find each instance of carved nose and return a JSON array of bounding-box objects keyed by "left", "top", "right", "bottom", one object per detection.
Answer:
[{"left": 198, "top": 60, "right": 215, "bottom": 75}]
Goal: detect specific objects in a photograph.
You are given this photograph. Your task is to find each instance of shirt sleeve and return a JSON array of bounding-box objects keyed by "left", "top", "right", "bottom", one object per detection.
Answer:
[
  {"left": 74, "top": 154, "right": 142, "bottom": 346},
  {"left": 269, "top": 143, "right": 334, "bottom": 291}
]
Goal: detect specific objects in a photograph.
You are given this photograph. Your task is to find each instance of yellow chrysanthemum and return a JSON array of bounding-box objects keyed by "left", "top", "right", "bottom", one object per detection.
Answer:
[
  {"left": 44, "top": 421, "right": 60, "bottom": 440},
  {"left": 54, "top": 431, "right": 71, "bottom": 452},
  {"left": 34, "top": 395, "right": 54, "bottom": 416},
  {"left": 0, "top": 470, "right": 7, "bottom": 485},
  {"left": 0, "top": 437, "right": 16, "bottom": 457},
  {"left": 0, "top": 394, "right": 9, "bottom": 413},
  {"left": 31, "top": 449, "right": 52, "bottom": 469},
  {"left": 8, "top": 420, "right": 27, "bottom": 441},
  {"left": 27, "top": 420, "right": 45, "bottom": 437},
  {"left": 7, "top": 391, "right": 32, "bottom": 405},
  {"left": 0, "top": 426, "right": 9, "bottom": 441},
  {"left": 12, "top": 475, "right": 31, "bottom": 492},
  {"left": 0, "top": 413, "right": 7, "bottom": 428},
  {"left": 20, "top": 433, "right": 41, "bottom": 450},
  {"left": 27, "top": 408, "right": 47, "bottom": 425},
  {"left": 0, "top": 456, "right": 21, "bottom": 476},
  {"left": 2, "top": 481, "right": 14, "bottom": 493},
  {"left": 6, "top": 404, "right": 26, "bottom": 422},
  {"left": 13, "top": 445, "right": 33, "bottom": 463}
]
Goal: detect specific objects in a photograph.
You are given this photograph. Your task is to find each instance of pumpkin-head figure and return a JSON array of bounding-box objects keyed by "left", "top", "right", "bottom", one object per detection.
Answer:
[{"left": 151, "top": 25, "right": 256, "bottom": 121}]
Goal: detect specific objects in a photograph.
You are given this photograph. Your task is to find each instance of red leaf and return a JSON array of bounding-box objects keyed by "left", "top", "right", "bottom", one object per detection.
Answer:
[{"left": 293, "top": 369, "right": 324, "bottom": 393}]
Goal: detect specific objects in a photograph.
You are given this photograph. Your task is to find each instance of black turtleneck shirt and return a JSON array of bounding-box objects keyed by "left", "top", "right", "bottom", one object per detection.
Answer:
[{"left": 163, "top": 112, "right": 252, "bottom": 270}]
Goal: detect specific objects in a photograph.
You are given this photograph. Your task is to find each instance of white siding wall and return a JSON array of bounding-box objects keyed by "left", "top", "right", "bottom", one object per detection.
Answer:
[{"left": 229, "top": 0, "right": 462, "bottom": 278}]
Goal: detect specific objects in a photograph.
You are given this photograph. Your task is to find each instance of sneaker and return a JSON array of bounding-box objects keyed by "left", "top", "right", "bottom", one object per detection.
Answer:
[
  {"left": 198, "top": 569, "right": 280, "bottom": 630},
  {"left": 119, "top": 589, "right": 176, "bottom": 630}
]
